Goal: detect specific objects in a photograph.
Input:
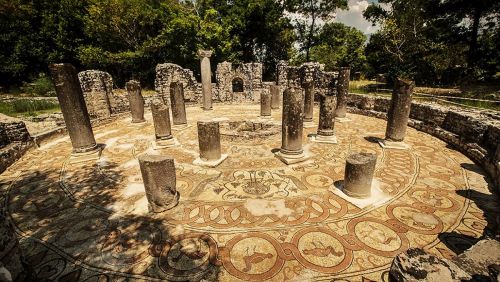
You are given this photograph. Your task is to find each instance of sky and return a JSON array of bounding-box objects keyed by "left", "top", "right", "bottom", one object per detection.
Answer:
[{"left": 334, "top": 0, "right": 380, "bottom": 35}]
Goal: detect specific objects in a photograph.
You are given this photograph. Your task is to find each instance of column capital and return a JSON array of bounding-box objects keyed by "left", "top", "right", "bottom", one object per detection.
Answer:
[{"left": 197, "top": 50, "right": 213, "bottom": 58}]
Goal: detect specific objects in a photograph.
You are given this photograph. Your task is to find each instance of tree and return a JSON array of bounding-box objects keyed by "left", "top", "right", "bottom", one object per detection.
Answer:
[
  {"left": 285, "top": 0, "right": 348, "bottom": 61},
  {"left": 309, "top": 23, "right": 366, "bottom": 73}
]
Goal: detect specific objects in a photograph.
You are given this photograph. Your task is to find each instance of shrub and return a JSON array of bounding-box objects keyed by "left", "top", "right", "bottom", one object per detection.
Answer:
[{"left": 21, "top": 73, "right": 55, "bottom": 97}]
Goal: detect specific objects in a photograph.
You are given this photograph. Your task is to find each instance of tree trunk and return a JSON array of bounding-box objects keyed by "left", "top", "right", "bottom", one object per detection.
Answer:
[{"left": 467, "top": 7, "right": 482, "bottom": 70}]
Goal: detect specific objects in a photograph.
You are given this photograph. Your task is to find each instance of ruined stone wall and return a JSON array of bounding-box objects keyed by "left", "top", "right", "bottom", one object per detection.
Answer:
[
  {"left": 78, "top": 70, "right": 121, "bottom": 119},
  {"left": 0, "top": 122, "right": 33, "bottom": 173},
  {"left": 155, "top": 63, "right": 200, "bottom": 105},
  {"left": 347, "top": 93, "right": 500, "bottom": 191},
  {"left": 215, "top": 62, "right": 264, "bottom": 102},
  {"left": 277, "top": 62, "right": 336, "bottom": 99}
]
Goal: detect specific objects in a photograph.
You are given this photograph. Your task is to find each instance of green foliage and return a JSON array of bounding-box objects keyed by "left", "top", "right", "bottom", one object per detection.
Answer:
[
  {"left": 309, "top": 23, "right": 367, "bottom": 73},
  {"left": 0, "top": 99, "right": 60, "bottom": 116},
  {"left": 20, "top": 73, "right": 55, "bottom": 96}
]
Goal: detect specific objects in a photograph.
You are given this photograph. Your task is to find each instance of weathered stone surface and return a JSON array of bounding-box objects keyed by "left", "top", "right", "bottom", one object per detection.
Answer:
[
  {"left": 385, "top": 79, "right": 415, "bottom": 142},
  {"left": 197, "top": 121, "right": 221, "bottom": 161},
  {"left": 125, "top": 80, "right": 145, "bottom": 123},
  {"left": 343, "top": 152, "right": 377, "bottom": 198},
  {"left": 390, "top": 248, "right": 471, "bottom": 282},
  {"left": 303, "top": 82, "right": 314, "bottom": 122},
  {"left": 317, "top": 73, "right": 337, "bottom": 136},
  {"left": 0, "top": 122, "right": 30, "bottom": 145},
  {"left": 270, "top": 84, "right": 280, "bottom": 109},
  {"left": 216, "top": 61, "right": 263, "bottom": 102},
  {"left": 260, "top": 91, "right": 272, "bottom": 117},
  {"left": 443, "top": 111, "right": 490, "bottom": 143},
  {"left": 198, "top": 50, "right": 213, "bottom": 110},
  {"left": 155, "top": 63, "right": 199, "bottom": 104},
  {"left": 50, "top": 63, "right": 97, "bottom": 153},
  {"left": 170, "top": 82, "right": 187, "bottom": 126},
  {"left": 78, "top": 70, "right": 116, "bottom": 119},
  {"left": 281, "top": 87, "right": 304, "bottom": 155},
  {"left": 150, "top": 100, "right": 173, "bottom": 141},
  {"left": 138, "top": 154, "right": 179, "bottom": 212},
  {"left": 335, "top": 67, "right": 350, "bottom": 118},
  {"left": 453, "top": 239, "right": 500, "bottom": 279}
]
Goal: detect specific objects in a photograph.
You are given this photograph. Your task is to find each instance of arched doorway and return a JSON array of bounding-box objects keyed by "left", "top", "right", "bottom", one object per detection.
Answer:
[{"left": 232, "top": 77, "right": 244, "bottom": 93}]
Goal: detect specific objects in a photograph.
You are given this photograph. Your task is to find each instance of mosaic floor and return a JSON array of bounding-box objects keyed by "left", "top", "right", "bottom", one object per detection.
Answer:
[{"left": 0, "top": 104, "right": 496, "bottom": 281}]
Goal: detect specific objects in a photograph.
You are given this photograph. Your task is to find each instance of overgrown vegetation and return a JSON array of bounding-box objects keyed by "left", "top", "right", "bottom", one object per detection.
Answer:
[{"left": 0, "top": 99, "right": 60, "bottom": 117}]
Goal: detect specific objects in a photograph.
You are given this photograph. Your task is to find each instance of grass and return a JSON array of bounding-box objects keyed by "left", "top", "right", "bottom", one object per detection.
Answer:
[{"left": 0, "top": 99, "right": 60, "bottom": 117}]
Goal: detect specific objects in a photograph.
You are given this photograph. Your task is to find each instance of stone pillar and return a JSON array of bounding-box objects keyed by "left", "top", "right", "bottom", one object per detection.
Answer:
[
  {"left": 335, "top": 67, "right": 350, "bottom": 118},
  {"left": 317, "top": 94, "right": 337, "bottom": 138},
  {"left": 385, "top": 79, "right": 415, "bottom": 142},
  {"left": 49, "top": 63, "right": 97, "bottom": 153},
  {"left": 151, "top": 100, "right": 175, "bottom": 146},
  {"left": 170, "top": 82, "right": 187, "bottom": 126},
  {"left": 198, "top": 121, "right": 221, "bottom": 161},
  {"left": 280, "top": 87, "right": 304, "bottom": 155},
  {"left": 126, "top": 80, "right": 145, "bottom": 123},
  {"left": 343, "top": 153, "right": 377, "bottom": 198},
  {"left": 303, "top": 82, "right": 314, "bottom": 123},
  {"left": 270, "top": 84, "right": 280, "bottom": 109},
  {"left": 198, "top": 50, "right": 213, "bottom": 110},
  {"left": 260, "top": 91, "right": 272, "bottom": 117},
  {"left": 138, "top": 155, "right": 179, "bottom": 212}
]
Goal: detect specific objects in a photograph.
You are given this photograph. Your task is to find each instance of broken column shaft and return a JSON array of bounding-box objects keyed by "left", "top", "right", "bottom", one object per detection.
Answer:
[
  {"left": 260, "top": 91, "right": 272, "bottom": 117},
  {"left": 270, "top": 85, "right": 280, "bottom": 109},
  {"left": 335, "top": 67, "right": 350, "bottom": 118},
  {"left": 170, "top": 82, "right": 187, "bottom": 126},
  {"left": 198, "top": 50, "right": 213, "bottom": 110},
  {"left": 126, "top": 80, "right": 145, "bottom": 123},
  {"left": 49, "top": 63, "right": 97, "bottom": 153},
  {"left": 151, "top": 101, "right": 173, "bottom": 141},
  {"left": 317, "top": 94, "right": 337, "bottom": 137},
  {"left": 138, "top": 155, "right": 179, "bottom": 212},
  {"left": 281, "top": 87, "right": 304, "bottom": 155},
  {"left": 385, "top": 79, "right": 415, "bottom": 142},
  {"left": 197, "top": 121, "right": 221, "bottom": 161},
  {"left": 303, "top": 82, "right": 314, "bottom": 122},
  {"left": 344, "top": 152, "right": 377, "bottom": 198}
]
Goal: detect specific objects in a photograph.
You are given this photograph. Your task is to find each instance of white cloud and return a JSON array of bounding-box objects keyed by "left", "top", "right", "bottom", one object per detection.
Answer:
[{"left": 333, "top": 0, "right": 380, "bottom": 35}]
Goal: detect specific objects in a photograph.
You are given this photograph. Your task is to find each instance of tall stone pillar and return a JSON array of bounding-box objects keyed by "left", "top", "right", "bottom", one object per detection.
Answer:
[
  {"left": 194, "top": 121, "right": 228, "bottom": 167},
  {"left": 151, "top": 100, "right": 177, "bottom": 148},
  {"left": 384, "top": 79, "right": 414, "bottom": 144},
  {"left": 260, "top": 91, "right": 272, "bottom": 118},
  {"left": 276, "top": 86, "right": 310, "bottom": 164},
  {"left": 138, "top": 155, "right": 179, "bottom": 212},
  {"left": 170, "top": 82, "right": 187, "bottom": 126},
  {"left": 303, "top": 82, "right": 315, "bottom": 125},
  {"left": 343, "top": 153, "right": 377, "bottom": 198},
  {"left": 270, "top": 84, "right": 280, "bottom": 109},
  {"left": 126, "top": 80, "right": 145, "bottom": 123},
  {"left": 335, "top": 67, "right": 350, "bottom": 119},
  {"left": 49, "top": 63, "right": 98, "bottom": 154},
  {"left": 198, "top": 50, "right": 213, "bottom": 110}
]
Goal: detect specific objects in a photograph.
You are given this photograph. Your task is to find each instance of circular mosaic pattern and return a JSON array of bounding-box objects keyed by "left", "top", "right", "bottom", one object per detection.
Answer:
[{"left": 0, "top": 104, "right": 494, "bottom": 281}]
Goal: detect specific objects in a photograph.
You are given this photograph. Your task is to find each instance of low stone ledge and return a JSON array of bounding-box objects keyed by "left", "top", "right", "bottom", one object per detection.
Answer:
[{"left": 0, "top": 142, "right": 34, "bottom": 173}]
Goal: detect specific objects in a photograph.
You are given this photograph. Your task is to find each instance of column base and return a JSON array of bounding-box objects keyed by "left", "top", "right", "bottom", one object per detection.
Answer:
[
  {"left": 202, "top": 107, "right": 213, "bottom": 111},
  {"left": 274, "top": 150, "right": 311, "bottom": 165},
  {"left": 193, "top": 154, "right": 228, "bottom": 167},
  {"left": 172, "top": 124, "right": 192, "bottom": 131},
  {"left": 259, "top": 115, "right": 272, "bottom": 119},
  {"left": 331, "top": 179, "right": 391, "bottom": 209},
  {"left": 303, "top": 121, "right": 316, "bottom": 128},
  {"left": 154, "top": 138, "right": 180, "bottom": 149},
  {"left": 131, "top": 119, "right": 146, "bottom": 124},
  {"left": 335, "top": 117, "right": 351, "bottom": 123},
  {"left": 309, "top": 134, "right": 338, "bottom": 144},
  {"left": 70, "top": 146, "right": 102, "bottom": 164},
  {"left": 378, "top": 139, "right": 410, "bottom": 150},
  {"left": 149, "top": 191, "right": 180, "bottom": 213}
]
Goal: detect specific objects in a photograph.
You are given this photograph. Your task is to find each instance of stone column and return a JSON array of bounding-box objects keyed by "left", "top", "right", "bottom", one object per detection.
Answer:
[
  {"left": 260, "top": 91, "right": 272, "bottom": 117},
  {"left": 316, "top": 94, "right": 337, "bottom": 140},
  {"left": 170, "top": 82, "right": 187, "bottom": 126},
  {"left": 270, "top": 84, "right": 280, "bottom": 109},
  {"left": 197, "top": 121, "right": 221, "bottom": 161},
  {"left": 49, "top": 63, "right": 97, "bottom": 154},
  {"left": 343, "top": 152, "right": 377, "bottom": 198},
  {"left": 138, "top": 155, "right": 179, "bottom": 212},
  {"left": 280, "top": 87, "right": 304, "bottom": 156},
  {"left": 126, "top": 80, "right": 145, "bottom": 123},
  {"left": 151, "top": 100, "right": 176, "bottom": 147},
  {"left": 303, "top": 82, "right": 314, "bottom": 123},
  {"left": 335, "top": 67, "right": 350, "bottom": 118},
  {"left": 385, "top": 79, "right": 415, "bottom": 142},
  {"left": 198, "top": 50, "right": 213, "bottom": 110}
]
